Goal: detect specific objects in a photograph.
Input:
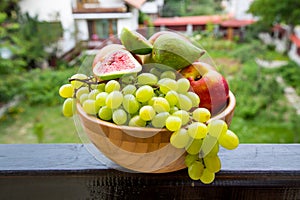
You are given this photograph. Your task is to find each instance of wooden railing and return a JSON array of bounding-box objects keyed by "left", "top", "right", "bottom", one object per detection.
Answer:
[{"left": 0, "top": 144, "right": 299, "bottom": 199}]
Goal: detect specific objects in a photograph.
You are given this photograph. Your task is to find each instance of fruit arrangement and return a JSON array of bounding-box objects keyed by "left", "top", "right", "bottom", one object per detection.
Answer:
[{"left": 58, "top": 28, "right": 239, "bottom": 184}]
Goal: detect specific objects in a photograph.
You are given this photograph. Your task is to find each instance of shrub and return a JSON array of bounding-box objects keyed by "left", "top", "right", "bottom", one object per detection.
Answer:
[
  {"left": 21, "top": 68, "right": 76, "bottom": 106},
  {"left": 277, "top": 61, "right": 300, "bottom": 95},
  {"left": 229, "top": 40, "right": 266, "bottom": 63},
  {"left": 230, "top": 61, "right": 284, "bottom": 120}
]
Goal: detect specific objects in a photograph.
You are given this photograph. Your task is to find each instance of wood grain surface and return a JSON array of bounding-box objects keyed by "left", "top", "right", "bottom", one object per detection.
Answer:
[{"left": 0, "top": 144, "right": 299, "bottom": 200}]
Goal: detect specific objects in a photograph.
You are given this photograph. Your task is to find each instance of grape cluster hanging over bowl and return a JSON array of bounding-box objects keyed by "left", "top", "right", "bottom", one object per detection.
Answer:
[{"left": 58, "top": 27, "right": 238, "bottom": 184}]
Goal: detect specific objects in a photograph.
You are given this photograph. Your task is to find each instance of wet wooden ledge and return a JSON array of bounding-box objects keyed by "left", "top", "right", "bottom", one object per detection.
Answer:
[{"left": 0, "top": 144, "right": 299, "bottom": 200}]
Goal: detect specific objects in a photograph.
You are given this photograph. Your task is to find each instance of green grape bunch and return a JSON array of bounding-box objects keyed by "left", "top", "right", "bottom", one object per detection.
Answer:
[{"left": 58, "top": 69, "right": 239, "bottom": 184}]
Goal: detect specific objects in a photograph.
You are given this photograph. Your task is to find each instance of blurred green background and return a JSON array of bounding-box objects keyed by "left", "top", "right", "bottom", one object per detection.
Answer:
[{"left": 1, "top": 0, "right": 299, "bottom": 144}]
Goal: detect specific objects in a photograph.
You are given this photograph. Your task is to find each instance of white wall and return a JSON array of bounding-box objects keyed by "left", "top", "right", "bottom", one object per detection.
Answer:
[
  {"left": 224, "top": 0, "right": 255, "bottom": 20},
  {"left": 19, "top": 0, "right": 76, "bottom": 55},
  {"left": 18, "top": 0, "right": 140, "bottom": 54},
  {"left": 76, "top": 20, "right": 89, "bottom": 41},
  {"left": 99, "top": 0, "right": 124, "bottom": 8},
  {"left": 117, "top": 8, "right": 139, "bottom": 34}
]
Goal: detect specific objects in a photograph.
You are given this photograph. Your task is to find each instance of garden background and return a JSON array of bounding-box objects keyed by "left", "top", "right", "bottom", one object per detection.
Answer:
[{"left": 0, "top": 0, "right": 299, "bottom": 144}]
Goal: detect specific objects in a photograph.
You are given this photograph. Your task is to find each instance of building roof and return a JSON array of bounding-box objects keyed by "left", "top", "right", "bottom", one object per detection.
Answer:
[
  {"left": 290, "top": 34, "right": 300, "bottom": 47},
  {"left": 220, "top": 19, "right": 255, "bottom": 28},
  {"left": 272, "top": 24, "right": 287, "bottom": 33},
  {"left": 153, "top": 15, "right": 230, "bottom": 26},
  {"left": 124, "top": 0, "right": 146, "bottom": 9},
  {"left": 153, "top": 15, "right": 255, "bottom": 27}
]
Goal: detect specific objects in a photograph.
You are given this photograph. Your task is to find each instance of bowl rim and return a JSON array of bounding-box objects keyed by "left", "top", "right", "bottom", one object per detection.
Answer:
[
  {"left": 76, "top": 90, "right": 235, "bottom": 132},
  {"left": 208, "top": 90, "right": 235, "bottom": 123}
]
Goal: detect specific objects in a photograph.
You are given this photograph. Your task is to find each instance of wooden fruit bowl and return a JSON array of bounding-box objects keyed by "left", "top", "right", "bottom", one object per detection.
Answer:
[{"left": 76, "top": 91, "right": 236, "bottom": 173}]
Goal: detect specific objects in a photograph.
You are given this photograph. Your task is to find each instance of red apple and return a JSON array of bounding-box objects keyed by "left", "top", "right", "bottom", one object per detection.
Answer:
[{"left": 181, "top": 62, "right": 229, "bottom": 115}]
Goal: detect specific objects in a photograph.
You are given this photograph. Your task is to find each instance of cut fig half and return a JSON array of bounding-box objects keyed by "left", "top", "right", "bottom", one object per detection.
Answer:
[{"left": 93, "top": 49, "right": 142, "bottom": 80}]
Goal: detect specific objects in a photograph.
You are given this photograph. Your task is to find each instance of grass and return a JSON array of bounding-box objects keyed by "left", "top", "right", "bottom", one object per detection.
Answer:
[{"left": 0, "top": 103, "right": 80, "bottom": 143}]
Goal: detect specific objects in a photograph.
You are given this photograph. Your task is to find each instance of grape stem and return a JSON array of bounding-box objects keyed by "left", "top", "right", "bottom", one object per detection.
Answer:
[{"left": 68, "top": 76, "right": 105, "bottom": 91}]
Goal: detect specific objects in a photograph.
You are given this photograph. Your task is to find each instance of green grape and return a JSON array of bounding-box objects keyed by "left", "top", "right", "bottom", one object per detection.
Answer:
[
  {"left": 149, "top": 67, "right": 161, "bottom": 77},
  {"left": 88, "top": 89, "right": 100, "bottom": 100},
  {"left": 139, "top": 105, "right": 155, "bottom": 121},
  {"left": 192, "top": 108, "right": 211, "bottom": 123},
  {"left": 204, "top": 155, "right": 221, "bottom": 173},
  {"left": 219, "top": 130, "right": 239, "bottom": 150},
  {"left": 120, "top": 74, "right": 136, "bottom": 84},
  {"left": 135, "top": 85, "right": 154, "bottom": 103},
  {"left": 89, "top": 78, "right": 99, "bottom": 90},
  {"left": 75, "top": 86, "right": 89, "bottom": 99},
  {"left": 82, "top": 99, "right": 98, "bottom": 115},
  {"left": 158, "top": 78, "right": 178, "bottom": 94},
  {"left": 207, "top": 119, "right": 228, "bottom": 139},
  {"left": 200, "top": 136, "right": 219, "bottom": 158},
  {"left": 172, "top": 110, "right": 190, "bottom": 126},
  {"left": 98, "top": 106, "right": 112, "bottom": 121},
  {"left": 200, "top": 135, "right": 218, "bottom": 158},
  {"left": 165, "top": 116, "right": 182, "bottom": 131},
  {"left": 186, "top": 91, "right": 200, "bottom": 107},
  {"left": 170, "top": 128, "right": 190, "bottom": 148},
  {"left": 128, "top": 115, "right": 146, "bottom": 127},
  {"left": 62, "top": 98, "right": 74, "bottom": 117},
  {"left": 151, "top": 112, "right": 169, "bottom": 128},
  {"left": 97, "top": 83, "right": 106, "bottom": 92},
  {"left": 160, "top": 71, "right": 176, "bottom": 80},
  {"left": 152, "top": 97, "right": 170, "bottom": 113},
  {"left": 169, "top": 106, "right": 179, "bottom": 114},
  {"left": 177, "top": 94, "right": 192, "bottom": 111},
  {"left": 184, "top": 154, "right": 198, "bottom": 167},
  {"left": 188, "top": 160, "right": 204, "bottom": 180},
  {"left": 122, "top": 84, "right": 136, "bottom": 95},
  {"left": 122, "top": 94, "right": 140, "bottom": 114},
  {"left": 105, "top": 91, "right": 123, "bottom": 109},
  {"left": 185, "top": 139, "right": 203, "bottom": 155},
  {"left": 165, "top": 90, "right": 179, "bottom": 106},
  {"left": 112, "top": 109, "right": 128, "bottom": 125},
  {"left": 79, "top": 93, "right": 89, "bottom": 105},
  {"left": 176, "top": 78, "right": 190, "bottom": 93},
  {"left": 200, "top": 168, "right": 215, "bottom": 184},
  {"left": 105, "top": 80, "right": 120, "bottom": 93},
  {"left": 95, "top": 92, "right": 108, "bottom": 107},
  {"left": 187, "top": 122, "right": 208, "bottom": 139},
  {"left": 70, "top": 74, "right": 88, "bottom": 89},
  {"left": 59, "top": 84, "right": 74, "bottom": 98},
  {"left": 137, "top": 73, "right": 158, "bottom": 85},
  {"left": 148, "top": 97, "right": 158, "bottom": 106}
]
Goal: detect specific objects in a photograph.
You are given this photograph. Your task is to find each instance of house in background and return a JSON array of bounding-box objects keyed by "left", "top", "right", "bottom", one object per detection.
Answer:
[
  {"left": 221, "top": 0, "right": 254, "bottom": 20},
  {"left": 153, "top": 0, "right": 255, "bottom": 40},
  {"left": 72, "top": 0, "right": 147, "bottom": 47},
  {"left": 140, "top": 0, "right": 164, "bottom": 21},
  {"left": 18, "top": 0, "right": 150, "bottom": 56},
  {"left": 288, "top": 27, "right": 300, "bottom": 65}
]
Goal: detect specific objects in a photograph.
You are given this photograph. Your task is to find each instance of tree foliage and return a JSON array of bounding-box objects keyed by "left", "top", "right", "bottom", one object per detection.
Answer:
[
  {"left": 162, "top": 0, "right": 223, "bottom": 17},
  {"left": 248, "top": 0, "right": 300, "bottom": 29},
  {"left": 0, "top": 0, "right": 63, "bottom": 74}
]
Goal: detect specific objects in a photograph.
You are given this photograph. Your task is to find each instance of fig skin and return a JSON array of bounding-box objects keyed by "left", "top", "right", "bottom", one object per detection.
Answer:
[
  {"left": 148, "top": 30, "right": 190, "bottom": 44},
  {"left": 152, "top": 34, "right": 205, "bottom": 70},
  {"left": 120, "top": 27, "right": 153, "bottom": 55}
]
